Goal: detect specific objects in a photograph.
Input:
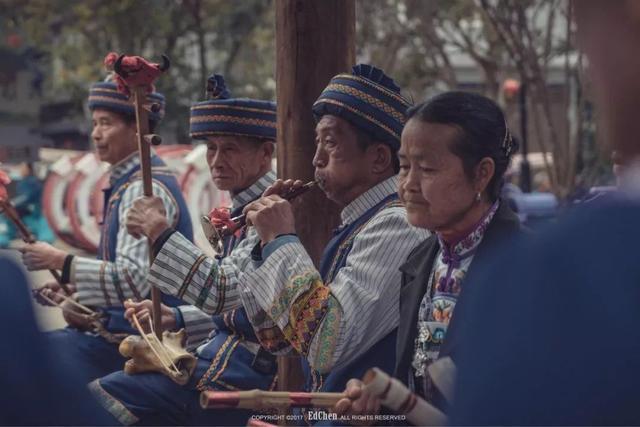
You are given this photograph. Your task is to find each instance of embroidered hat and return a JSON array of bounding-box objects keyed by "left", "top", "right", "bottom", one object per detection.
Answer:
[
  {"left": 312, "top": 64, "right": 411, "bottom": 148},
  {"left": 189, "top": 74, "right": 276, "bottom": 141},
  {"left": 87, "top": 79, "right": 165, "bottom": 123}
]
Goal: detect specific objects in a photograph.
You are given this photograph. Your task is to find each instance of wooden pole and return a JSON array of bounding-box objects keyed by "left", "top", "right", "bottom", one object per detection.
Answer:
[
  {"left": 275, "top": 0, "right": 355, "bottom": 394},
  {"left": 132, "top": 87, "right": 163, "bottom": 340},
  {"left": 1, "top": 201, "right": 67, "bottom": 291}
]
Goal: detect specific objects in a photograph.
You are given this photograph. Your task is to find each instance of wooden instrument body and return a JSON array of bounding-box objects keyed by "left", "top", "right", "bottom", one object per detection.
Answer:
[{"left": 119, "top": 329, "right": 196, "bottom": 385}]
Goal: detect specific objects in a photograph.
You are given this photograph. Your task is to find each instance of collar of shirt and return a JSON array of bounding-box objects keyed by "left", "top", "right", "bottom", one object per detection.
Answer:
[
  {"left": 231, "top": 170, "right": 277, "bottom": 210},
  {"left": 437, "top": 199, "right": 500, "bottom": 265},
  {"left": 108, "top": 151, "right": 143, "bottom": 185},
  {"left": 340, "top": 175, "right": 399, "bottom": 225}
]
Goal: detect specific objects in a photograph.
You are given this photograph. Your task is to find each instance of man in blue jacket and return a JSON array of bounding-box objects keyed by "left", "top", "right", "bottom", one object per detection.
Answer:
[{"left": 20, "top": 75, "right": 193, "bottom": 383}]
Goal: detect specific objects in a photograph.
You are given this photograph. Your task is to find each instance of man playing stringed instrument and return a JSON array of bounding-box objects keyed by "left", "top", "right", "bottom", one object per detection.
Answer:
[
  {"left": 20, "top": 69, "right": 193, "bottom": 383},
  {"left": 90, "top": 74, "right": 281, "bottom": 425}
]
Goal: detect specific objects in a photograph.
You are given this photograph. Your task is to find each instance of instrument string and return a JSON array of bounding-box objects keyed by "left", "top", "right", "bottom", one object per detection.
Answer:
[
  {"left": 146, "top": 315, "right": 181, "bottom": 373},
  {"left": 130, "top": 312, "right": 180, "bottom": 375}
]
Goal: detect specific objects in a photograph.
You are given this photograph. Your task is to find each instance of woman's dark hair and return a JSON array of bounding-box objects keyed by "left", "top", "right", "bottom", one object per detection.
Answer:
[{"left": 406, "top": 91, "right": 518, "bottom": 201}]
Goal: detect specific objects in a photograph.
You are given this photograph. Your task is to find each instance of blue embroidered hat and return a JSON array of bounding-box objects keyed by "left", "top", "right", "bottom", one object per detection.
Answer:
[
  {"left": 87, "top": 79, "right": 165, "bottom": 123},
  {"left": 312, "top": 64, "right": 411, "bottom": 148},
  {"left": 189, "top": 74, "right": 276, "bottom": 141}
]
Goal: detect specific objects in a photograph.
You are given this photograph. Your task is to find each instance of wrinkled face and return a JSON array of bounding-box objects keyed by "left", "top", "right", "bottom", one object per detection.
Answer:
[
  {"left": 91, "top": 109, "right": 137, "bottom": 165},
  {"left": 398, "top": 119, "right": 477, "bottom": 231},
  {"left": 313, "top": 115, "right": 371, "bottom": 205},
  {"left": 205, "top": 135, "right": 272, "bottom": 193}
]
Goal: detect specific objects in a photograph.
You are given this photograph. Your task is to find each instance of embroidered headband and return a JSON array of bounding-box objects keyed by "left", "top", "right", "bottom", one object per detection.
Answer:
[
  {"left": 88, "top": 79, "right": 165, "bottom": 123},
  {"left": 189, "top": 74, "right": 277, "bottom": 141},
  {"left": 312, "top": 64, "right": 412, "bottom": 149}
]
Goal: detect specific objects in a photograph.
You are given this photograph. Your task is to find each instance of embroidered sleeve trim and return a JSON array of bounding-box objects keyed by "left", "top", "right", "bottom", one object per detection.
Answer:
[
  {"left": 268, "top": 271, "right": 318, "bottom": 321},
  {"left": 110, "top": 267, "right": 125, "bottom": 303},
  {"left": 213, "top": 265, "right": 228, "bottom": 314},
  {"left": 99, "top": 262, "right": 111, "bottom": 306},
  {"left": 277, "top": 274, "right": 342, "bottom": 367},
  {"left": 123, "top": 268, "right": 142, "bottom": 301},
  {"left": 308, "top": 295, "right": 342, "bottom": 373},
  {"left": 283, "top": 282, "right": 330, "bottom": 355},
  {"left": 178, "top": 254, "right": 207, "bottom": 299},
  {"left": 196, "top": 262, "right": 218, "bottom": 309}
]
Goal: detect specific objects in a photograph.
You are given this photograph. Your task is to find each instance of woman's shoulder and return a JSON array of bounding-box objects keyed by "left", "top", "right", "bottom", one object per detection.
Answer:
[{"left": 400, "top": 233, "right": 438, "bottom": 275}]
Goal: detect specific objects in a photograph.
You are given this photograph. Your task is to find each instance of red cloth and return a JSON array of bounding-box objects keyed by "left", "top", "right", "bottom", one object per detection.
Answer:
[
  {"left": 103, "top": 52, "right": 162, "bottom": 96},
  {"left": 208, "top": 207, "right": 242, "bottom": 238}
]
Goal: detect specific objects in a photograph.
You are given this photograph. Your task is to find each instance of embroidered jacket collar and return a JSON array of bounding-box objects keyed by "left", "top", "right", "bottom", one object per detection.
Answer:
[{"left": 108, "top": 151, "right": 142, "bottom": 185}]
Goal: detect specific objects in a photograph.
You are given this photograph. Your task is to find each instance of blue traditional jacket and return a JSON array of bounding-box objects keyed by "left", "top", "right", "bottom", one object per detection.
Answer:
[
  {"left": 193, "top": 195, "right": 277, "bottom": 392},
  {"left": 303, "top": 193, "right": 401, "bottom": 393},
  {"left": 97, "top": 155, "right": 193, "bottom": 334}
]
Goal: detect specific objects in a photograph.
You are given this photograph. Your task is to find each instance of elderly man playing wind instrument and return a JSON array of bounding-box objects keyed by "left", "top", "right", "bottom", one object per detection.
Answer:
[
  {"left": 20, "top": 74, "right": 193, "bottom": 384},
  {"left": 90, "top": 74, "right": 282, "bottom": 426},
  {"left": 238, "top": 64, "right": 429, "bottom": 397}
]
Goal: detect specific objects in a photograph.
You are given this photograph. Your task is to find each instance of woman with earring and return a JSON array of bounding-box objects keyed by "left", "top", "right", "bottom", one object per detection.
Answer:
[{"left": 334, "top": 91, "right": 522, "bottom": 420}]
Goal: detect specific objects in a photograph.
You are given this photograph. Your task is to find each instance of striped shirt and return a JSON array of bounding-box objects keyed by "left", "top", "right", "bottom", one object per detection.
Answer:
[
  {"left": 72, "top": 152, "right": 178, "bottom": 307},
  {"left": 238, "top": 176, "right": 430, "bottom": 373},
  {"left": 151, "top": 171, "right": 276, "bottom": 349}
]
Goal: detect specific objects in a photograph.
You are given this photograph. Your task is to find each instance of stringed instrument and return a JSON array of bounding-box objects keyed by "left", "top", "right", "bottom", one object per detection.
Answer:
[
  {"left": 109, "top": 52, "right": 199, "bottom": 383},
  {"left": 0, "top": 170, "right": 129, "bottom": 341},
  {"left": 119, "top": 312, "right": 196, "bottom": 385},
  {"left": 0, "top": 180, "right": 68, "bottom": 293},
  {"left": 110, "top": 52, "right": 168, "bottom": 338}
]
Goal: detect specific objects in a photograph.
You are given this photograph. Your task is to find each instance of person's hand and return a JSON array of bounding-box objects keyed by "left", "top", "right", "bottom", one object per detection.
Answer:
[
  {"left": 333, "top": 379, "right": 381, "bottom": 426},
  {"left": 20, "top": 242, "right": 67, "bottom": 270},
  {"left": 262, "top": 178, "right": 305, "bottom": 198},
  {"left": 33, "top": 283, "right": 91, "bottom": 331},
  {"left": 243, "top": 195, "right": 296, "bottom": 244},
  {"left": 33, "top": 281, "right": 76, "bottom": 306},
  {"left": 125, "top": 196, "right": 170, "bottom": 242},
  {"left": 124, "top": 299, "right": 177, "bottom": 332},
  {"left": 61, "top": 299, "right": 94, "bottom": 331}
]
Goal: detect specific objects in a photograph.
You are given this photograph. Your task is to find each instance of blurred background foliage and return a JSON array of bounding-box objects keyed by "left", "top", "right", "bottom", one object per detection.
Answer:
[
  {"left": 0, "top": 0, "right": 276, "bottom": 142},
  {"left": 0, "top": 0, "right": 614, "bottom": 194}
]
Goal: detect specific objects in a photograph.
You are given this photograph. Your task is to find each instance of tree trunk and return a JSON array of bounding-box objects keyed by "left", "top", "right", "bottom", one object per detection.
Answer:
[{"left": 274, "top": 0, "right": 355, "bottom": 397}]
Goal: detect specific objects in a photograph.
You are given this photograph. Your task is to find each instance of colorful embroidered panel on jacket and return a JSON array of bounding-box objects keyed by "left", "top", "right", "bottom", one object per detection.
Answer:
[
  {"left": 412, "top": 200, "right": 499, "bottom": 398},
  {"left": 304, "top": 193, "right": 402, "bottom": 392}
]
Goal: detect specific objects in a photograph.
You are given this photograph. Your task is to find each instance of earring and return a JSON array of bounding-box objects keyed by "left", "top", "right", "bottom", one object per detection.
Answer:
[{"left": 475, "top": 192, "right": 481, "bottom": 202}]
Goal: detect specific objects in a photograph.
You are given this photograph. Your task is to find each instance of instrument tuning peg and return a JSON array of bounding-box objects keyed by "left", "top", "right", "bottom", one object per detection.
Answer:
[
  {"left": 142, "top": 103, "right": 162, "bottom": 114},
  {"left": 144, "top": 134, "right": 162, "bottom": 146}
]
